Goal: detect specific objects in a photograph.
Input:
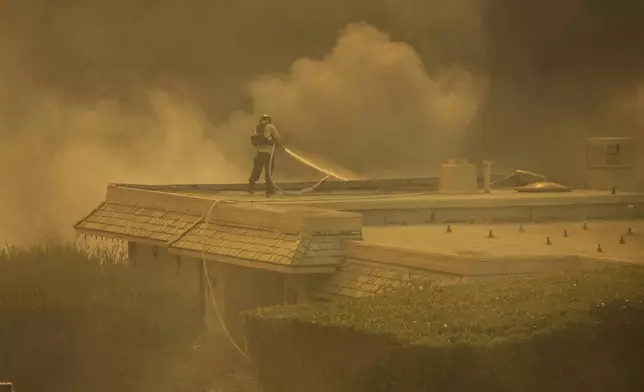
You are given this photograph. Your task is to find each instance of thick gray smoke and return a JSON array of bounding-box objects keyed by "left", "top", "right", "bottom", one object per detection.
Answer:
[
  {"left": 0, "top": 15, "right": 484, "bottom": 244},
  {"left": 243, "top": 23, "right": 487, "bottom": 177},
  {"left": 0, "top": 88, "right": 241, "bottom": 243},
  {"left": 2, "top": 0, "right": 644, "bottom": 244}
]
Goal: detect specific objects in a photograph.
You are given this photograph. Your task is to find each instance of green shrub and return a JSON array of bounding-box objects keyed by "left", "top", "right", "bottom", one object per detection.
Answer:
[{"left": 246, "top": 266, "right": 644, "bottom": 392}]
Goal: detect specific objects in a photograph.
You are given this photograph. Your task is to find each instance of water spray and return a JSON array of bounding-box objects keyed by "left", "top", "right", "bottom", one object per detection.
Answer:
[
  {"left": 267, "top": 143, "right": 350, "bottom": 196},
  {"left": 282, "top": 146, "right": 350, "bottom": 181}
]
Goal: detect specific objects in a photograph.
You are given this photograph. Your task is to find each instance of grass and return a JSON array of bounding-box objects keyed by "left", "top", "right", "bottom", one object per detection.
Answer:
[{"left": 0, "top": 238, "right": 259, "bottom": 392}]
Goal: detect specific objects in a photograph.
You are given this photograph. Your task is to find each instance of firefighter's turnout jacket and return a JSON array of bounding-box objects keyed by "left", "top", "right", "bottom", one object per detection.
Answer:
[{"left": 250, "top": 122, "right": 280, "bottom": 153}]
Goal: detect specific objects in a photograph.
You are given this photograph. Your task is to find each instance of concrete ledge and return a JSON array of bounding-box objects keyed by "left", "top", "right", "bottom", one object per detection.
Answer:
[
  {"left": 360, "top": 203, "right": 643, "bottom": 225},
  {"left": 343, "top": 240, "right": 620, "bottom": 277},
  {"left": 111, "top": 174, "right": 509, "bottom": 193},
  {"left": 273, "top": 192, "right": 644, "bottom": 211},
  {"left": 106, "top": 185, "right": 363, "bottom": 232},
  {"left": 343, "top": 240, "right": 468, "bottom": 275},
  {"left": 211, "top": 204, "right": 363, "bottom": 233},
  {"left": 107, "top": 185, "right": 216, "bottom": 215}
]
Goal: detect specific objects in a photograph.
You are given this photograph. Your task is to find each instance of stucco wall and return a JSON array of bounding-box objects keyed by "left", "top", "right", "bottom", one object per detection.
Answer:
[
  {"left": 128, "top": 242, "right": 201, "bottom": 300},
  {"left": 128, "top": 242, "right": 316, "bottom": 338},
  {"left": 203, "top": 262, "right": 311, "bottom": 341}
]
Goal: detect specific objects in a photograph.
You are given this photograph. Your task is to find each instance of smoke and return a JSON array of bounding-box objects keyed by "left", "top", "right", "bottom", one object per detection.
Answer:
[
  {"left": 0, "top": 11, "right": 485, "bottom": 244},
  {"left": 477, "top": 0, "right": 644, "bottom": 183},
  {"left": 0, "top": 89, "right": 242, "bottom": 244},
  {"left": 245, "top": 23, "right": 487, "bottom": 177},
  {"left": 4, "top": 0, "right": 644, "bottom": 244},
  {"left": 607, "top": 85, "right": 644, "bottom": 184},
  {"left": 0, "top": 15, "right": 244, "bottom": 242}
]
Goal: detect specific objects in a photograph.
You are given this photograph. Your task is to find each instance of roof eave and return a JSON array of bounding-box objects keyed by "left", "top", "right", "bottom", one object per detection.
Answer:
[
  {"left": 168, "top": 247, "right": 338, "bottom": 274},
  {"left": 73, "top": 227, "right": 169, "bottom": 247}
]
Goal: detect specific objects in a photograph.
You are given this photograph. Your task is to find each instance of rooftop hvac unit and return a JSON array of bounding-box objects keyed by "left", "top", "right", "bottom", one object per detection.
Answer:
[{"left": 440, "top": 157, "right": 478, "bottom": 194}]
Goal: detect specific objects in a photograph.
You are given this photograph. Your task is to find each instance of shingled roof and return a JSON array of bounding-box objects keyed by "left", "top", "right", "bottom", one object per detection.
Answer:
[
  {"left": 73, "top": 202, "right": 201, "bottom": 244},
  {"left": 311, "top": 240, "right": 469, "bottom": 298},
  {"left": 168, "top": 221, "right": 362, "bottom": 272},
  {"left": 313, "top": 258, "right": 465, "bottom": 299},
  {"left": 170, "top": 221, "right": 302, "bottom": 265},
  {"left": 74, "top": 189, "right": 363, "bottom": 273}
]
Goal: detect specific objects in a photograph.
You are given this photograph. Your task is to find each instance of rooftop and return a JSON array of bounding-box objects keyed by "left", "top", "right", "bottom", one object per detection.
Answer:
[
  {"left": 75, "top": 180, "right": 644, "bottom": 299},
  {"left": 108, "top": 182, "right": 644, "bottom": 212},
  {"left": 362, "top": 220, "right": 644, "bottom": 264}
]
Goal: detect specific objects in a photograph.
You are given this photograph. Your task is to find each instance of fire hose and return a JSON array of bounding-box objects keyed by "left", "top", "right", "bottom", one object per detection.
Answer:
[
  {"left": 197, "top": 144, "right": 352, "bottom": 359},
  {"left": 267, "top": 143, "right": 349, "bottom": 195},
  {"left": 201, "top": 198, "right": 250, "bottom": 360}
]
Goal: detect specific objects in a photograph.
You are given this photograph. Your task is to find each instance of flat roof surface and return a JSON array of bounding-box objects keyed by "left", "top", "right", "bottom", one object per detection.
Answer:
[{"left": 362, "top": 220, "right": 644, "bottom": 264}]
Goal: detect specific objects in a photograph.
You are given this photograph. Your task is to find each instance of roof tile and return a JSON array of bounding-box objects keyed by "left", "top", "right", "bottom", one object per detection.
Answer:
[
  {"left": 313, "top": 258, "right": 458, "bottom": 299},
  {"left": 74, "top": 202, "right": 201, "bottom": 243},
  {"left": 170, "top": 220, "right": 305, "bottom": 266}
]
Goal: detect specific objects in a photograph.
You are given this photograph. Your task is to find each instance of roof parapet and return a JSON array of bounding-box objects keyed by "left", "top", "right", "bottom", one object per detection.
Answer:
[{"left": 106, "top": 184, "right": 362, "bottom": 232}]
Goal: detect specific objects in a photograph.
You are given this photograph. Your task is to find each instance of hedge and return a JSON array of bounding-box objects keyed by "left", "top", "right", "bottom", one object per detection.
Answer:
[
  {"left": 0, "top": 240, "right": 259, "bottom": 392},
  {"left": 245, "top": 265, "right": 644, "bottom": 392}
]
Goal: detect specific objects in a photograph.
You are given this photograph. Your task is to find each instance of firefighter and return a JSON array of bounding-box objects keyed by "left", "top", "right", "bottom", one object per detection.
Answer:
[{"left": 248, "top": 114, "right": 282, "bottom": 195}]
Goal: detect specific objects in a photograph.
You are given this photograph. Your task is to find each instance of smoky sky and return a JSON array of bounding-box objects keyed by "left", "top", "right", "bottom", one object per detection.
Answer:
[
  {"left": 0, "top": 0, "right": 643, "bottom": 243},
  {"left": 0, "top": 0, "right": 486, "bottom": 118},
  {"left": 476, "top": 0, "right": 644, "bottom": 180}
]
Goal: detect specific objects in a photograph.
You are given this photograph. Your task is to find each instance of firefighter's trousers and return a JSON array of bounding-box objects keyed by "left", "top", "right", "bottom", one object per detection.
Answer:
[{"left": 248, "top": 151, "right": 276, "bottom": 193}]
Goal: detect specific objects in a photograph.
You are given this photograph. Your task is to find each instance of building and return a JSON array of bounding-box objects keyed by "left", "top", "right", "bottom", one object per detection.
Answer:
[{"left": 73, "top": 165, "right": 644, "bottom": 336}]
